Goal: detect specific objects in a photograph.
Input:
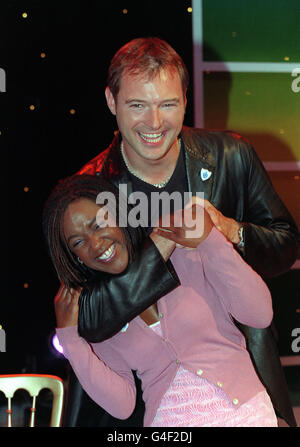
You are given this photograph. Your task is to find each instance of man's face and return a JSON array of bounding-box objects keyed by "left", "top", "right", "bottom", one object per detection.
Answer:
[{"left": 105, "top": 68, "right": 187, "bottom": 166}]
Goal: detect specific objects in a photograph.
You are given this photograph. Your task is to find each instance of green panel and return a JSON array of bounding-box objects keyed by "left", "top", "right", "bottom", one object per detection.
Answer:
[
  {"left": 203, "top": 72, "right": 300, "bottom": 230},
  {"left": 203, "top": 0, "right": 300, "bottom": 62},
  {"left": 203, "top": 72, "right": 300, "bottom": 161}
]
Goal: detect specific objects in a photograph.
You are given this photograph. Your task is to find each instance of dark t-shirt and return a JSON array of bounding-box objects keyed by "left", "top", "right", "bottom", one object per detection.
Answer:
[{"left": 122, "top": 142, "right": 189, "bottom": 234}]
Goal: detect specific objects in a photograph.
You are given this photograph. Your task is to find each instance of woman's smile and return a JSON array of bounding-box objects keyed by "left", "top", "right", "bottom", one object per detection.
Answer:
[{"left": 95, "top": 242, "right": 116, "bottom": 262}]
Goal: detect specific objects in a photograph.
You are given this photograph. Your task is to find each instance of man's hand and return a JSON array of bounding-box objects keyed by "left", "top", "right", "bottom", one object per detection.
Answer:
[
  {"left": 54, "top": 283, "right": 81, "bottom": 328},
  {"left": 202, "top": 199, "right": 240, "bottom": 244}
]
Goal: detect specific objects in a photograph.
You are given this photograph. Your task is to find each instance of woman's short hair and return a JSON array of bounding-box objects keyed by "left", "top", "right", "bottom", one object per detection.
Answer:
[
  {"left": 42, "top": 174, "right": 145, "bottom": 288},
  {"left": 107, "top": 37, "right": 189, "bottom": 100}
]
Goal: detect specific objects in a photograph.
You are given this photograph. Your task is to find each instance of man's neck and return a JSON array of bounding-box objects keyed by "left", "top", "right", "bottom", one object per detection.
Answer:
[{"left": 121, "top": 139, "right": 181, "bottom": 187}]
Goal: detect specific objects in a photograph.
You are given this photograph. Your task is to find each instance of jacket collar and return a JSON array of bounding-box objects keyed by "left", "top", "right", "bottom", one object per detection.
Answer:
[
  {"left": 181, "top": 126, "right": 216, "bottom": 201},
  {"left": 102, "top": 126, "right": 216, "bottom": 200},
  {"left": 101, "top": 131, "right": 134, "bottom": 194}
]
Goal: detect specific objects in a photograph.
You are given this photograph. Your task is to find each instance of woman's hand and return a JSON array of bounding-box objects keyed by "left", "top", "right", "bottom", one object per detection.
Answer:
[
  {"left": 54, "top": 283, "right": 81, "bottom": 328},
  {"left": 152, "top": 197, "right": 214, "bottom": 248}
]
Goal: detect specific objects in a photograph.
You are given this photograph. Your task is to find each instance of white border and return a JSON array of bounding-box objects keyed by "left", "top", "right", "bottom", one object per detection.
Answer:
[{"left": 192, "top": 0, "right": 205, "bottom": 129}]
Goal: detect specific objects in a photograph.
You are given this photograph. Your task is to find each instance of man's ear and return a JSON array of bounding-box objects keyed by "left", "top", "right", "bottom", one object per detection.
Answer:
[{"left": 105, "top": 86, "right": 117, "bottom": 115}]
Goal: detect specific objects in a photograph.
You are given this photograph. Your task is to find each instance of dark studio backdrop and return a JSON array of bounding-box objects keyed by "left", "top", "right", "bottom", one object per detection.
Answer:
[
  {"left": 1, "top": 0, "right": 299, "bottom": 427},
  {"left": 1, "top": 1, "right": 195, "bottom": 377}
]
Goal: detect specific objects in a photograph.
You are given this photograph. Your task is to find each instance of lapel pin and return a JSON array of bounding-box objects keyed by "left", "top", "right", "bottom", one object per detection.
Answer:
[{"left": 200, "top": 168, "right": 212, "bottom": 181}]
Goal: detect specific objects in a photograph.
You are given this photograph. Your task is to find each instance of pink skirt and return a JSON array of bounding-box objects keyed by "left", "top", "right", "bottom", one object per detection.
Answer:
[{"left": 149, "top": 322, "right": 278, "bottom": 427}]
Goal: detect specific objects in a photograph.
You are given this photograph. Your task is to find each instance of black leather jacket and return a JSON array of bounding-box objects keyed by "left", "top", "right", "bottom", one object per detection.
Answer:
[{"left": 76, "top": 126, "right": 299, "bottom": 426}]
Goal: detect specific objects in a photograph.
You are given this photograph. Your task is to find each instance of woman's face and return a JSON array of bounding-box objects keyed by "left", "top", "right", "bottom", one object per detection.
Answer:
[{"left": 63, "top": 198, "right": 129, "bottom": 274}]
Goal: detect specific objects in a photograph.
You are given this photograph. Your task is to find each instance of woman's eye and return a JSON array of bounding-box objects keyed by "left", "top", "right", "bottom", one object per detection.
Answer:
[{"left": 72, "top": 240, "right": 83, "bottom": 249}]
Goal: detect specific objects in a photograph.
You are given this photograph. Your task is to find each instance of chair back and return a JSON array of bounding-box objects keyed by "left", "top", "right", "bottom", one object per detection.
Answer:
[{"left": 0, "top": 374, "right": 64, "bottom": 427}]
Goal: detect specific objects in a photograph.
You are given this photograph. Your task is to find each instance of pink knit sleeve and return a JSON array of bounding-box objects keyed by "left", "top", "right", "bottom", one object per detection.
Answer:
[
  {"left": 197, "top": 227, "right": 273, "bottom": 328},
  {"left": 56, "top": 325, "right": 136, "bottom": 420}
]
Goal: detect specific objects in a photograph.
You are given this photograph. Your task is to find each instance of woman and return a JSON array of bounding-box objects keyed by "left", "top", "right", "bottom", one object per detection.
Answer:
[{"left": 43, "top": 174, "right": 278, "bottom": 427}]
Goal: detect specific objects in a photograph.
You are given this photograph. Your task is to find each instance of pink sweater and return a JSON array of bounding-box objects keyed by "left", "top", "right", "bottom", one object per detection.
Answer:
[{"left": 56, "top": 227, "right": 273, "bottom": 426}]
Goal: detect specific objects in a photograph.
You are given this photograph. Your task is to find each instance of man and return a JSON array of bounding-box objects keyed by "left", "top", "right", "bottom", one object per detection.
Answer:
[{"left": 65, "top": 37, "right": 299, "bottom": 426}]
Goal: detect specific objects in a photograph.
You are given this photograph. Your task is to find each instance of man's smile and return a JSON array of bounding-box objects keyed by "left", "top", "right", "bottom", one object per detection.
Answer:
[{"left": 137, "top": 131, "right": 166, "bottom": 144}]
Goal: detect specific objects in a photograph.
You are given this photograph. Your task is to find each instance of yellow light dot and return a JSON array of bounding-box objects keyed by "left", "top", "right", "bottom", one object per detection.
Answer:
[
  {"left": 29, "top": 104, "right": 35, "bottom": 111},
  {"left": 187, "top": 7, "right": 192, "bottom": 13},
  {"left": 245, "top": 91, "right": 251, "bottom": 95},
  {"left": 24, "top": 283, "right": 29, "bottom": 288},
  {"left": 279, "top": 129, "right": 285, "bottom": 134},
  {"left": 40, "top": 52, "right": 46, "bottom": 59},
  {"left": 122, "top": 9, "right": 128, "bottom": 14},
  {"left": 284, "top": 56, "right": 290, "bottom": 61},
  {"left": 294, "top": 175, "right": 299, "bottom": 181},
  {"left": 69, "top": 108, "right": 76, "bottom": 115},
  {"left": 232, "top": 31, "right": 237, "bottom": 37},
  {"left": 22, "top": 12, "right": 28, "bottom": 19},
  {"left": 24, "top": 186, "right": 29, "bottom": 192}
]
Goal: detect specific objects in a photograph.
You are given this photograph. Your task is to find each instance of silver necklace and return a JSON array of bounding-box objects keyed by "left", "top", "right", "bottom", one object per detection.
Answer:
[{"left": 120, "top": 141, "right": 179, "bottom": 189}]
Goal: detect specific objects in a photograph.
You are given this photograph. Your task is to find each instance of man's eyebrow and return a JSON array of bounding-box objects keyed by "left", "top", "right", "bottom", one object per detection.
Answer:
[
  {"left": 125, "top": 99, "right": 147, "bottom": 104},
  {"left": 162, "top": 98, "right": 180, "bottom": 103},
  {"left": 125, "top": 98, "right": 180, "bottom": 104}
]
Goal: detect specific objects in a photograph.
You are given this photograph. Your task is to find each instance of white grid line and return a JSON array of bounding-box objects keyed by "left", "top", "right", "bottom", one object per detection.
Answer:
[
  {"left": 291, "top": 260, "right": 300, "bottom": 270},
  {"left": 263, "top": 162, "right": 300, "bottom": 171},
  {"left": 201, "top": 61, "right": 300, "bottom": 73},
  {"left": 280, "top": 356, "right": 300, "bottom": 366}
]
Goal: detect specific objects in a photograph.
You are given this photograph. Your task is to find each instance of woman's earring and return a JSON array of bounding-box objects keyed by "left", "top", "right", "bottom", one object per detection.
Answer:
[{"left": 77, "top": 257, "right": 84, "bottom": 265}]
